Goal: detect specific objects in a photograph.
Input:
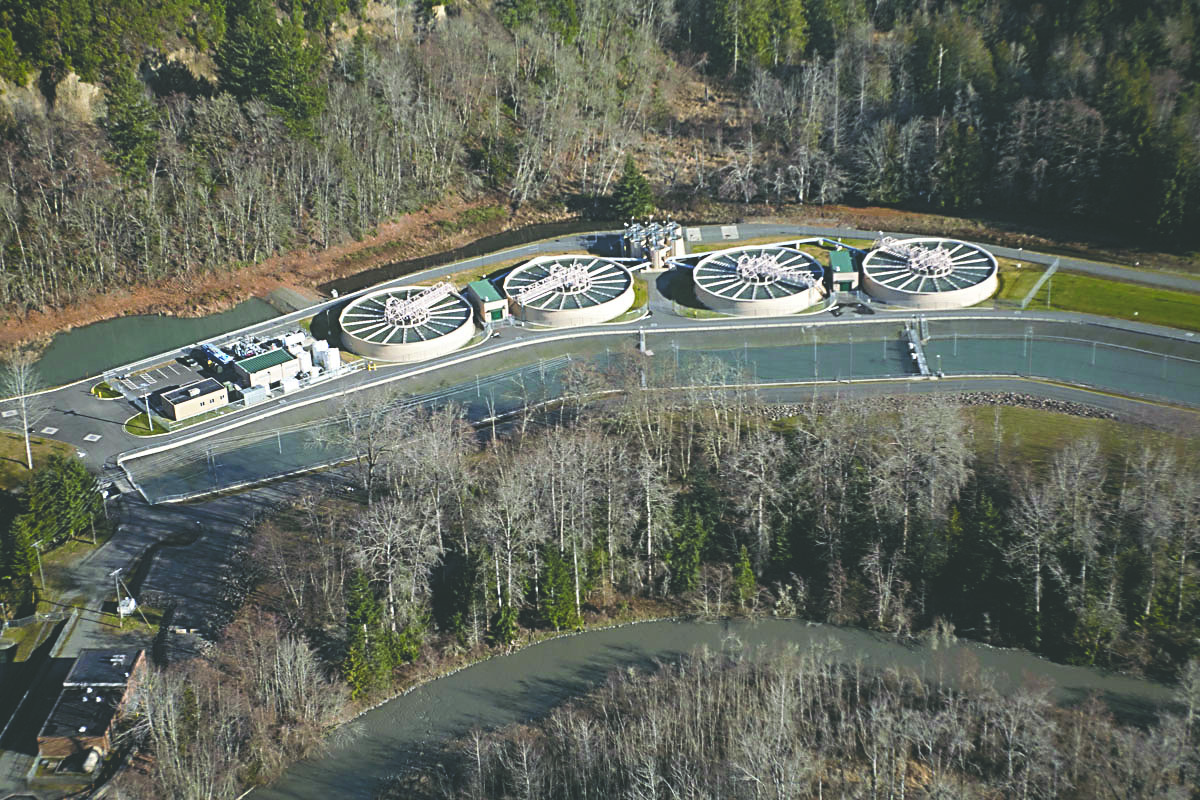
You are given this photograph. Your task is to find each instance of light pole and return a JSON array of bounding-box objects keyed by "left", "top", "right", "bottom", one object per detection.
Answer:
[
  {"left": 813, "top": 332, "right": 818, "bottom": 380},
  {"left": 1026, "top": 326, "right": 1034, "bottom": 375},
  {"left": 110, "top": 568, "right": 123, "bottom": 627},
  {"left": 33, "top": 541, "right": 45, "bottom": 589}
]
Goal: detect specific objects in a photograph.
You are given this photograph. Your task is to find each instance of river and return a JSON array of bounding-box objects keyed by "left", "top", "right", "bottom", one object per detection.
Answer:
[{"left": 255, "top": 618, "right": 1177, "bottom": 800}]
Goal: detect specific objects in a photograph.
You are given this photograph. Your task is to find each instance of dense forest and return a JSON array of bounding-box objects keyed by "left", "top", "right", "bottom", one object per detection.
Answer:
[
  {"left": 113, "top": 367, "right": 1200, "bottom": 797},
  {"left": 398, "top": 646, "right": 1200, "bottom": 799},
  {"left": 0, "top": 0, "right": 1198, "bottom": 313}
]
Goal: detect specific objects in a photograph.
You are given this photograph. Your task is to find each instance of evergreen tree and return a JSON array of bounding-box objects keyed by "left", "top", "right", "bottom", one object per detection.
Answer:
[
  {"left": 491, "top": 602, "right": 519, "bottom": 646},
  {"left": 498, "top": 0, "right": 579, "bottom": 40},
  {"left": 666, "top": 508, "right": 709, "bottom": 595},
  {"left": 344, "top": 24, "right": 369, "bottom": 83},
  {"left": 539, "top": 544, "right": 579, "bottom": 630},
  {"left": 0, "top": 25, "right": 27, "bottom": 84},
  {"left": 0, "top": 514, "right": 36, "bottom": 587},
  {"left": 932, "top": 119, "right": 984, "bottom": 211},
  {"left": 613, "top": 156, "right": 654, "bottom": 219},
  {"left": 342, "top": 624, "right": 376, "bottom": 700},
  {"left": 733, "top": 545, "right": 756, "bottom": 609},
  {"left": 10, "top": 455, "right": 101, "bottom": 554},
  {"left": 217, "top": 0, "right": 326, "bottom": 133},
  {"left": 343, "top": 568, "right": 392, "bottom": 698},
  {"left": 102, "top": 62, "right": 159, "bottom": 179}
]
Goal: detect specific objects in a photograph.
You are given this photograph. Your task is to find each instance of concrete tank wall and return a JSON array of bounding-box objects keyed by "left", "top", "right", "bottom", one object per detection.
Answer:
[
  {"left": 339, "top": 317, "right": 475, "bottom": 363},
  {"left": 861, "top": 270, "right": 998, "bottom": 309},
  {"left": 515, "top": 283, "right": 635, "bottom": 328},
  {"left": 694, "top": 281, "right": 824, "bottom": 317}
]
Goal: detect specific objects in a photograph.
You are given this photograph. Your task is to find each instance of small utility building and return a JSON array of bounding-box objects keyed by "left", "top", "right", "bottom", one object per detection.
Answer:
[
  {"left": 160, "top": 378, "right": 228, "bottom": 421},
  {"left": 37, "top": 649, "right": 147, "bottom": 766},
  {"left": 465, "top": 279, "right": 509, "bottom": 323},
  {"left": 829, "top": 249, "right": 860, "bottom": 293},
  {"left": 234, "top": 348, "right": 299, "bottom": 388}
]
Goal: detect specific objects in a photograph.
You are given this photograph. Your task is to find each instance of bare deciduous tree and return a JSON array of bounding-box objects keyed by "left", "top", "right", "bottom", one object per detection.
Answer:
[{"left": 0, "top": 350, "right": 48, "bottom": 470}]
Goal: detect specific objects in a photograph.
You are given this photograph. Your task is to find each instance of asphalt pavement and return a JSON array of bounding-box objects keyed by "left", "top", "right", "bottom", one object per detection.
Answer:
[{"left": 4, "top": 222, "right": 1200, "bottom": 798}]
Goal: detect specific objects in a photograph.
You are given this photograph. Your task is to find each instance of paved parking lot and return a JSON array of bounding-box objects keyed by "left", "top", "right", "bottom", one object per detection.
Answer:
[{"left": 112, "top": 358, "right": 205, "bottom": 396}]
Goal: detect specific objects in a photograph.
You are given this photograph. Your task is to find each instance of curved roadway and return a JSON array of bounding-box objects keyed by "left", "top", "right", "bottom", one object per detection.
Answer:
[{"left": 4, "top": 222, "right": 1199, "bottom": 484}]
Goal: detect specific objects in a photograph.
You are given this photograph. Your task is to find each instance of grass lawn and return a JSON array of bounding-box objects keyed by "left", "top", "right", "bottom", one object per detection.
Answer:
[
  {"left": 124, "top": 412, "right": 170, "bottom": 436},
  {"left": 0, "top": 432, "right": 78, "bottom": 490},
  {"left": 433, "top": 204, "right": 507, "bottom": 235},
  {"left": 90, "top": 381, "right": 122, "bottom": 399},
  {"left": 442, "top": 252, "right": 574, "bottom": 288},
  {"left": 964, "top": 404, "right": 1197, "bottom": 470},
  {"left": 632, "top": 277, "right": 649, "bottom": 308},
  {"left": 994, "top": 265, "right": 1200, "bottom": 331},
  {"left": 691, "top": 235, "right": 874, "bottom": 255}
]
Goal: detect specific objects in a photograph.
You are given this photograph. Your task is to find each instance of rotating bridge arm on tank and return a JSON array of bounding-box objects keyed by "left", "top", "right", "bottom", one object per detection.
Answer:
[
  {"left": 514, "top": 263, "right": 593, "bottom": 303},
  {"left": 382, "top": 281, "right": 455, "bottom": 326},
  {"left": 723, "top": 252, "right": 819, "bottom": 289}
]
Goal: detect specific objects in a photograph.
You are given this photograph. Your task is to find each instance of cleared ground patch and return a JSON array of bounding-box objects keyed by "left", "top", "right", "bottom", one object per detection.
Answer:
[
  {"left": 964, "top": 404, "right": 1198, "bottom": 469},
  {"left": 0, "top": 432, "right": 78, "bottom": 491},
  {"left": 994, "top": 265, "right": 1200, "bottom": 331}
]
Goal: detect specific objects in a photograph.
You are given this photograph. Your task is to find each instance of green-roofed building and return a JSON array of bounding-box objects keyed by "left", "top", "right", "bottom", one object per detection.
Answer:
[
  {"left": 233, "top": 348, "right": 299, "bottom": 388},
  {"left": 829, "top": 248, "right": 860, "bottom": 293},
  {"left": 465, "top": 279, "right": 509, "bottom": 322}
]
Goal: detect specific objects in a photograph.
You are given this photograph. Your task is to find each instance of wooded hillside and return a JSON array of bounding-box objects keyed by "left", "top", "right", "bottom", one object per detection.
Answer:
[{"left": 0, "top": 0, "right": 1197, "bottom": 312}]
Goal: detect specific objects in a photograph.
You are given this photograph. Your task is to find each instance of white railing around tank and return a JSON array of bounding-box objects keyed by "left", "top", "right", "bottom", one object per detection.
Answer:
[
  {"left": 729, "top": 252, "right": 818, "bottom": 288},
  {"left": 515, "top": 264, "right": 592, "bottom": 303},
  {"left": 876, "top": 237, "right": 956, "bottom": 278},
  {"left": 383, "top": 282, "right": 454, "bottom": 326}
]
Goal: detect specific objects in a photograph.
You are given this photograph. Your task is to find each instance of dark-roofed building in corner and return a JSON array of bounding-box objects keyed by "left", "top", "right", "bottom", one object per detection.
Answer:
[{"left": 37, "top": 648, "right": 148, "bottom": 765}]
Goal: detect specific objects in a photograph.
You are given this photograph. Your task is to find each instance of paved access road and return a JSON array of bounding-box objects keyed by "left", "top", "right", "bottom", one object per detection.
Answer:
[{"left": 7, "top": 221, "right": 1200, "bottom": 482}]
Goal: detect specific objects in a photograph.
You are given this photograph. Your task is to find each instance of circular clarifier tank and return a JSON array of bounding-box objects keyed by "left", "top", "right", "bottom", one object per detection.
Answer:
[
  {"left": 692, "top": 245, "right": 825, "bottom": 317},
  {"left": 861, "top": 237, "right": 998, "bottom": 309},
  {"left": 338, "top": 283, "right": 476, "bottom": 363},
  {"left": 503, "top": 255, "right": 635, "bottom": 327}
]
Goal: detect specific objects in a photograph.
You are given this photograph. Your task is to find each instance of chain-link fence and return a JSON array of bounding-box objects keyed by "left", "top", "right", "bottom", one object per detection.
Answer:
[{"left": 119, "top": 318, "right": 1200, "bottom": 503}]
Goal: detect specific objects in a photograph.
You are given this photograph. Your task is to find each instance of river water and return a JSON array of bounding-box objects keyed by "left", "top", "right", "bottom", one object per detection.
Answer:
[
  {"left": 34, "top": 298, "right": 279, "bottom": 387},
  {"left": 256, "top": 618, "right": 1177, "bottom": 800}
]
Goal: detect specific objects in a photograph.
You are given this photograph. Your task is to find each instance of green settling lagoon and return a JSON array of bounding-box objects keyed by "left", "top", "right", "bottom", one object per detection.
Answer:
[{"left": 33, "top": 299, "right": 280, "bottom": 387}]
